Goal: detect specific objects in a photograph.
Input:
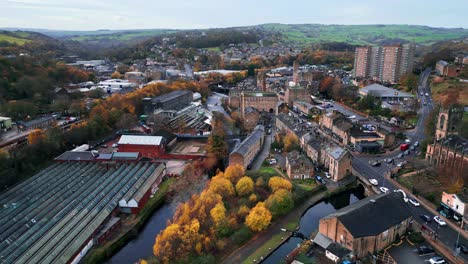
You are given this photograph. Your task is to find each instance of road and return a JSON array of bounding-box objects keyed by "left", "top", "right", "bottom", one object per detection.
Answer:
[
  {"left": 251, "top": 130, "right": 274, "bottom": 170},
  {"left": 351, "top": 68, "right": 468, "bottom": 262}
]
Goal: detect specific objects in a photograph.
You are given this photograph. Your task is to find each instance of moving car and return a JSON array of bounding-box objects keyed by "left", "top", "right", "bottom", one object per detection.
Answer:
[
  {"left": 428, "top": 256, "right": 445, "bottom": 264},
  {"left": 418, "top": 245, "right": 435, "bottom": 255},
  {"left": 433, "top": 216, "right": 447, "bottom": 226},
  {"left": 379, "top": 187, "right": 389, "bottom": 193},
  {"left": 397, "top": 153, "right": 403, "bottom": 159},
  {"left": 420, "top": 214, "right": 432, "bottom": 223},
  {"left": 324, "top": 172, "right": 331, "bottom": 179},
  {"left": 369, "top": 179, "right": 378, "bottom": 186},
  {"left": 400, "top": 143, "right": 409, "bottom": 151},
  {"left": 409, "top": 198, "right": 420, "bottom": 206}
]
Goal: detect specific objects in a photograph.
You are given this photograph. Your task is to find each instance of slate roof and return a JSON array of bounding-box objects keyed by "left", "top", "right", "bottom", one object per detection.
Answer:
[
  {"left": 55, "top": 151, "right": 98, "bottom": 161},
  {"left": 230, "top": 125, "right": 264, "bottom": 156},
  {"left": 151, "top": 90, "right": 192, "bottom": 103},
  {"left": 324, "top": 192, "right": 412, "bottom": 238},
  {"left": 326, "top": 243, "right": 352, "bottom": 258},
  {"left": 361, "top": 84, "right": 413, "bottom": 98},
  {"left": 436, "top": 135, "right": 468, "bottom": 154},
  {"left": 153, "top": 129, "right": 177, "bottom": 143},
  {"left": 323, "top": 144, "right": 348, "bottom": 161}
]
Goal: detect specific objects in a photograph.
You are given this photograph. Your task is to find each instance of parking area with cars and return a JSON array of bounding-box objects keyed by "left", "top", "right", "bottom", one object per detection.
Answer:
[{"left": 388, "top": 241, "right": 447, "bottom": 264}]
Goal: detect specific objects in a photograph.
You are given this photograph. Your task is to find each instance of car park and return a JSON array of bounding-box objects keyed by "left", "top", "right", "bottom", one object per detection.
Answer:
[
  {"left": 433, "top": 216, "right": 447, "bottom": 226},
  {"left": 409, "top": 198, "right": 420, "bottom": 206},
  {"left": 420, "top": 214, "right": 432, "bottom": 223},
  {"left": 369, "top": 179, "right": 378, "bottom": 185},
  {"left": 429, "top": 256, "right": 445, "bottom": 264},
  {"left": 418, "top": 245, "right": 435, "bottom": 255},
  {"left": 379, "top": 187, "right": 389, "bottom": 193}
]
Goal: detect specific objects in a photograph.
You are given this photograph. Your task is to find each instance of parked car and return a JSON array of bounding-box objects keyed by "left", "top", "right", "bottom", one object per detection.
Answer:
[
  {"left": 397, "top": 153, "right": 403, "bottom": 159},
  {"left": 410, "top": 146, "right": 415, "bottom": 151},
  {"left": 409, "top": 198, "right": 420, "bottom": 206},
  {"left": 111, "top": 143, "right": 118, "bottom": 148},
  {"left": 429, "top": 256, "right": 445, "bottom": 264},
  {"left": 379, "top": 187, "right": 389, "bottom": 193},
  {"left": 433, "top": 216, "right": 447, "bottom": 226},
  {"left": 397, "top": 162, "right": 404, "bottom": 167},
  {"left": 386, "top": 158, "right": 394, "bottom": 164},
  {"left": 420, "top": 214, "right": 432, "bottom": 223},
  {"left": 268, "top": 159, "right": 277, "bottom": 165},
  {"left": 425, "top": 93, "right": 429, "bottom": 97},
  {"left": 405, "top": 139, "right": 411, "bottom": 143},
  {"left": 314, "top": 167, "right": 321, "bottom": 172},
  {"left": 418, "top": 245, "right": 435, "bottom": 255},
  {"left": 404, "top": 150, "right": 410, "bottom": 155},
  {"left": 414, "top": 141, "right": 419, "bottom": 147},
  {"left": 369, "top": 160, "right": 381, "bottom": 166},
  {"left": 324, "top": 172, "right": 331, "bottom": 179},
  {"left": 369, "top": 179, "right": 379, "bottom": 186},
  {"left": 315, "top": 175, "right": 326, "bottom": 184}
]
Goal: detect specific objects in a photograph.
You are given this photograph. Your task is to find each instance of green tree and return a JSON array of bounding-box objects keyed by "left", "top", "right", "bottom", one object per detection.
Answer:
[{"left": 265, "top": 189, "right": 294, "bottom": 218}]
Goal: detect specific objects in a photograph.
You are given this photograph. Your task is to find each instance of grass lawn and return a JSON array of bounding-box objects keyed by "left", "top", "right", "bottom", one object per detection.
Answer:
[
  {"left": 431, "top": 78, "right": 468, "bottom": 105},
  {"left": 257, "top": 166, "right": 277, "bottom": 175},
  {"left": 241, "top": 233, "right": 285, "bottom": 264}
]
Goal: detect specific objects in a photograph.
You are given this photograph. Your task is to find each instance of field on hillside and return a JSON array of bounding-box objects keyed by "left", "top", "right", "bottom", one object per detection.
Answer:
[
  {"left": 0, "top": 33, "right": 30, "bottom": 45},
  {"left": 258, "top": 24, "right": 468, "bottom": 45},
  {"left": 69, "top": 29, "right": 178, "bottom": 42}
]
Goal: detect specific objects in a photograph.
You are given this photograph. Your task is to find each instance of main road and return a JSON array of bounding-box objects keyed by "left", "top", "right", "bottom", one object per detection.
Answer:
[{"left": 352, "top": 68, "right": 468, "bottom": 262}]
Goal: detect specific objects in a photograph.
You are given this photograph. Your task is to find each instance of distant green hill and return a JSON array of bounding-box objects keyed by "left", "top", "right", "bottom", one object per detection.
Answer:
[
  {"left": 0, "top": 31, "right": 33, "bottom": 45},
  {"left": 254, "top": 24, "right": 468, "bottom": 45}
]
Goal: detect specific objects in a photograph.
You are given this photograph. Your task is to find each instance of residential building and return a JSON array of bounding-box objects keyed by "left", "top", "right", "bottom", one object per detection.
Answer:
[
  {"left": 229, "top": 125, "right": 265, "bottom": 168},
  {"left": 440, "top": 191, "right": 468, "bottom": 228},
  {"left": 353, "top": 44, "right": 415, "bottom": 83},
  {"left": 243, "top": 107, "right": 260, "bottom": 132},
  {"left": 435, "top": 60, "right": 460, "bottom": 77},
  {"left": 285, "top": 150, "right": 314, "bottom": 180},
  {"left": 320, "top": 143, "right": 352, "bottom": 182},
  {"left": 353, "top": 47, "right": 370, "bottom": 78},
  {"left": 117, "top": 135, "right": 166, "bottom": 158},
  {"left": 318, "top": 192, "right": 412, "bottom": 259}
]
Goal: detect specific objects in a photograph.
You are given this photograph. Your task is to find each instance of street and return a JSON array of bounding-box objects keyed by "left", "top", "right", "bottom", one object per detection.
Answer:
[{"left": 351, "top": 68, "right": 468, "bottom": 262}]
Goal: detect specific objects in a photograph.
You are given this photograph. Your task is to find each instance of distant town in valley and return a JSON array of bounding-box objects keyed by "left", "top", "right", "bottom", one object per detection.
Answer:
[{"left": 0, "top": 7, "right": 468, "bottom": 264}]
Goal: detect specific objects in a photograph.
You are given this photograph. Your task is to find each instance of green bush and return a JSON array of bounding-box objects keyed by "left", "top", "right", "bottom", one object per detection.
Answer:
[
  {"left": 408, "top": 232, "right": 425, "bottom": 244},
  {"left": 231, "top": 226, "right": 253, "bottom": 245}
]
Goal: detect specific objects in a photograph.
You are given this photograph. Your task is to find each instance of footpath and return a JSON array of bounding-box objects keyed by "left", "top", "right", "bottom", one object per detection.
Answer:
[{"left": 221, "top": 188, "right": 327, "bottom": 264}]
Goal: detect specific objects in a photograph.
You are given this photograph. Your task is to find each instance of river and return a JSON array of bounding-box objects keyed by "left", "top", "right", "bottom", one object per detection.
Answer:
[{"left": 263, "top": 187, "right": 366, "bottom": 264}]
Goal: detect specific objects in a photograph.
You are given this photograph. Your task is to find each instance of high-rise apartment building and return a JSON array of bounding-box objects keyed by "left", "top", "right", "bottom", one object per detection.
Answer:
[{"left": 353, "top": 43, "right": 415, "bottom": 83}]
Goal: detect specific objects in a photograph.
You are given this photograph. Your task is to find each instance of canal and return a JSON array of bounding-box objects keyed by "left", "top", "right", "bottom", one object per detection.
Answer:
[{"left": 263, "top": 187, "right": 366, "bottom": 264}]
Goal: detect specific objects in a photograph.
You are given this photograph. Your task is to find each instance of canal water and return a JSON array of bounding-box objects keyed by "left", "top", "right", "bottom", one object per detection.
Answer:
[{"left": 263, "top": 187, "right": 366, "bottom": 264}]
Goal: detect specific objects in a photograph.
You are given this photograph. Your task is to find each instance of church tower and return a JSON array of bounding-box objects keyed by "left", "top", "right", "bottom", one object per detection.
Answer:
[{"left": 435, "top": 106, "right": 463, "bottom": 140}]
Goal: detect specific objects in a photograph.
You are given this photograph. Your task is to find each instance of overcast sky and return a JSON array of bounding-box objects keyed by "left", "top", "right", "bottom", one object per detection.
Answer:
[{"left": 1, "top": 0, "right": 467, "bottom": 30}]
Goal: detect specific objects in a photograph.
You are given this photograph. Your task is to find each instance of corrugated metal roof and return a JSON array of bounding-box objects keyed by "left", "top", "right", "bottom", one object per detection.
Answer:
[{"left": 118, "top": 135, "right": 163, "bottom": 146}]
